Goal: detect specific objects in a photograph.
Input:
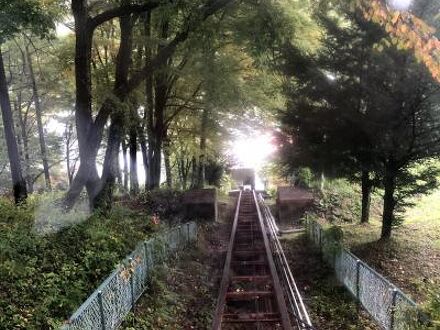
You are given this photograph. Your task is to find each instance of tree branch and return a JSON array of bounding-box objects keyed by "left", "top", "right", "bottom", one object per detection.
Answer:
[
  {"left": 93, "top": 0, "right": 233, "bottom": 132},
  {"left": 89, "top": 2, "right": 161, "bottom": 31}
]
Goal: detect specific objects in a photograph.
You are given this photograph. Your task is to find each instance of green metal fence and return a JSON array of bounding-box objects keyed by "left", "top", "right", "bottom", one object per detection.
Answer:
[
  {"left": 61, "top": 222, "right": 198, "bottom": 330},
  {"left": 305, "top": 219, "right": 419, "bottom": 330}
]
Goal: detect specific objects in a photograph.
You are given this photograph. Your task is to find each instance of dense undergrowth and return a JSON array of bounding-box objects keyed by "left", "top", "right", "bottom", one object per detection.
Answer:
[{"left": 0, "top": 190, "right": 185, "bottom": 329}]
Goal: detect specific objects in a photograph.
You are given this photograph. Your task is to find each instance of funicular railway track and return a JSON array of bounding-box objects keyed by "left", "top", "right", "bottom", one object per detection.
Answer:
[{"left": 212, "top": 190, "right": 314, "bottom": 330}]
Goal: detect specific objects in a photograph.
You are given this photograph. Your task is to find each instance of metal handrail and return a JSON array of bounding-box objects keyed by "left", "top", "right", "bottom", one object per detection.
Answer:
[{"left": 258, "top": 193, "right": 315, "bottom": 330}]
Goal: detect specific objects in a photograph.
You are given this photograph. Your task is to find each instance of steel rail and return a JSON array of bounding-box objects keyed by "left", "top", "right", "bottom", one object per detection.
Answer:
[
  {"left": 212, "top": 190, "right": 242, "bottom": 329},
  {"left": 253, "top": 190, "right": 293, "bottom": 330},
  {"left": 257, "top": 193, "right": 315, "bottom": 330},
  {"left": 212, "top": 190, "right": 294, "bottom": 329}
]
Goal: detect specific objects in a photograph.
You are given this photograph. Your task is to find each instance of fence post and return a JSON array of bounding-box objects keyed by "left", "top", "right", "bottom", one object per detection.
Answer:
[
  {"left": 98, "top": 291, "right": 106, "bottom": 330},
  {"left": 390, "top": 288, "right": 399, "bottom": 330},
  {"left": 129, "top": 258, "right": 135, "bottom": 310}
]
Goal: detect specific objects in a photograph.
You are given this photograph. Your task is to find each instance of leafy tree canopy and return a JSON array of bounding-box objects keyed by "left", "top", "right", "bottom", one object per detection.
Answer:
[{"left": 0, "top": 0, "right": 55, "bottom": 42}]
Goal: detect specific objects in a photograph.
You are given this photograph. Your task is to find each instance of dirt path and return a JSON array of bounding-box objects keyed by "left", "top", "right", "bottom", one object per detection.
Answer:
[{"left": 281, "top": 232, "right": 379, "bottom": 330}]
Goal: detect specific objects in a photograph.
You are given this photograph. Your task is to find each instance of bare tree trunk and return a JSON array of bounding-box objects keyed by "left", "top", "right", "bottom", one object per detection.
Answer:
[
  {"left": 381, "top": 163, "right": 397, "bottom": 239},
  {"left": 139, "top": 130, "right": 149, "bottom": 189},
  {"left": 15, "top": 98, "right": 34, "bottom": 193},
  {"left": 26, "top": 45, "right": 51, "bottom": 190},
  {"left": 190, "top": 156, "right": 198, "bottom": 188},
  {"left": 122, "top": 138, "right": 129, "bottom": 191},
  {"left": 0, "top": 46, "right": 27, "bottom": 203},
  {"left": 196, "top": 108, "right": 209, "bottom": 188},
  {"left": 64, "top": 123, "right": 76, "bottom": 186},
  {"left": 116, "top": 149, "right": 122, "bottom": 187},
  {"left": 93, "top": 112, "right": 123, "bottom": 211},
  {"left": 361, "top": 169, "right": 372, "bottom": 223},
  {"left": 163, "top": 139, "right": 172, "bottom": 188},
  {"left": 178, "top": 158, "right": 185, "bottom": 189},
  {"left": 129, "top": 124, "right": 139, "bottom": 194},
  {"left": 94, "top": 7, "right": 134, "bottom": 209},
  {"left": 65, "top": 0, "right": 98, "bottom": 209}
]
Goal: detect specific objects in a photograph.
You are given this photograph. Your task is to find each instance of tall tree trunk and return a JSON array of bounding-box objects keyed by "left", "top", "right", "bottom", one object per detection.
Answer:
[
  {"left": 93, "top": 113, "right": 123, "bottom": 211},
  {"left": 116, "top": 150, "right": 123, "bottom": 187},
  {"left": 381, "top": 163, "right": 397, "bottom": 239},
  {"left": 94, "top": 7, "right": 134, "bottom": 208},
  {"left": 196, "top": 108, "right": 209, "bottom": 188},
  {"left": 65, "top": 0, "right": 98, "bottom": 209},
  {"left": 164, "top": 139, "right": 172, "bottom": 188},
  {"left": 26, "top": 45, "right": 51, "bottom": 190},
  {"left": 139, "top": 130, "right": 149, "bottom": 189},
  {"left": 66, "top": 128, "right": 72, "bottom": 186},
  {"left": 15, "top": 98, "right": 34, "bottom": 193},
  {"left": 144, "top": 12, "right": 155, "bottom": 190},
  {"left": 0, "top": 46, "right": 27, "bottom": 203},
  {"left": 65, "top": 123, "right": 76, "bottom": 186},
  {"left": 361, "top": 169, "right": 372, "bottom": 223},
  {"left": 190, "top": 156, "right": 198, "bottom": 188},
  {"left": 148, "top": 136, "right": 163, "bottom": 189},
  {"left": 129, "top": 125, "right": 139, "bottom": 194},
  {"left": 66, "top": 0, "right": 225, "bottom": 207},
  {"left": 146, "top": 17, "right": 169, "bottom": 190},
  {"left": 122, "top": 138, "right": 129, "bottom": 191},
  {"left": 178, "top": 158, "right": 185, "bottom": 189}
]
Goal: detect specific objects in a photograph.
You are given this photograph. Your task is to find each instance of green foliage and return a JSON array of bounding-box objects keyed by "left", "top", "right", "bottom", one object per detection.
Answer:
[
  {"left": 0, "top": 196, "right": 155, "bottom": 329},
  {"left": 324, "top": 225, "right": 344, "bottom": 242},
  {"left": 137, "top": 189, "right": 185, "bottom": 223},
  {"left": 295, "top": 167, "right": 315, "bottom": 188},
  {"left": 316, "top": 179, "right": 371, "bottom": 224},
  {"left": 421, "top": 285, "right": 440, "bottom": 329},
  {"left": 278, "top": 0, "right": 440, "bottom": 236},
  {"left": 0, "top": 0, "right": 54, "bottom": 43}
]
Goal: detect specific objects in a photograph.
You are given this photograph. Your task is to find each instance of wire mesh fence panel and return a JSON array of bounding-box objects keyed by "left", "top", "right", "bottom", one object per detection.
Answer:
[
  {"left": 305, "top": 220, "right": 420, "bottom": 330},
  {"left": 100, "top": 268, "right": 133, "bottom": 329},
  {"left": 66, "top": 292, "right": 103, "bottom": 330},
  {"left": 129, "top": 244, "right": 149, "bottom": 301},
  {"left": 334, "top": 251, "right": 358, "bottom": 297},
  {"left": 393, "top": 291, "right": 418, "bottom": 330},
  {"left": 358, "top": 264, "right": 395, "bottom": 329},
  {"left": 320, "top": 232, "right": 337, "bottom": 265},
  {"left": 62, "top": 222, "right": 197, "bottom": 330}
]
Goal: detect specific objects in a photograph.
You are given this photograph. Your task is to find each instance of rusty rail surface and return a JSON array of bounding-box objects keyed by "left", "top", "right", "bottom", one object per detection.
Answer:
[{"left": 212, "top": 190, "right": 294, "bottom": 329}]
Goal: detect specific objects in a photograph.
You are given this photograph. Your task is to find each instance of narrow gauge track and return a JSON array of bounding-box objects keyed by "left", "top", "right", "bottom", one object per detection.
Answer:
[{"left": 212, "top": 190, "right": 313, "bottom": 330}]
